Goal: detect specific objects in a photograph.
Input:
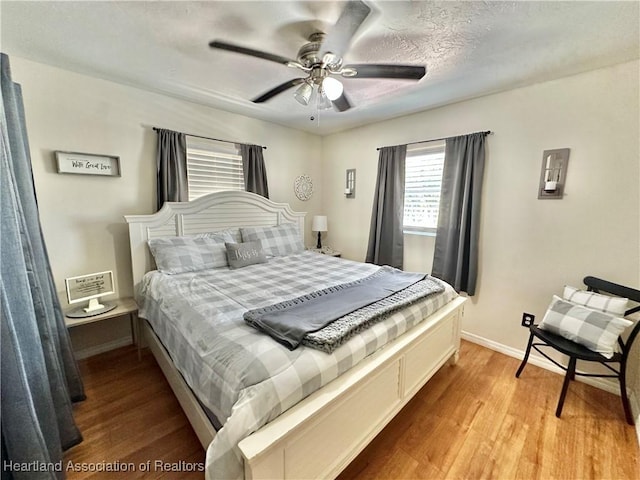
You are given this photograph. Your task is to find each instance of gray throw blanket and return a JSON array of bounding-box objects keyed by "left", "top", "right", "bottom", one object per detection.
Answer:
[
  {"left": 244, "top": 267, "right": 435, "bottom": 350},
  {"left": 303, "top": 276, "right": 445, "bottom": 353}
]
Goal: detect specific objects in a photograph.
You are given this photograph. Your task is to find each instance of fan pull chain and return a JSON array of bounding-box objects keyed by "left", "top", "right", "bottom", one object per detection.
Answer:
[{"left": 311, "top": 89, "right": 320, "bottom": 127}]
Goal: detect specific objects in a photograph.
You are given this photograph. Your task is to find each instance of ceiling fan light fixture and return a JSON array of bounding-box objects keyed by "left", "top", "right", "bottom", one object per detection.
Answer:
[
  {"left": 317, "top": 87, "right": 333, "bottom": 110},
  {"left": 322, "top": 77, "right": 344, "bottom": 101},
  {"left": 294, "top": 80, "right": 313, "bottom": 105},
  {"left": 211, "top": 1, "right": 424, "bottom": 114}
]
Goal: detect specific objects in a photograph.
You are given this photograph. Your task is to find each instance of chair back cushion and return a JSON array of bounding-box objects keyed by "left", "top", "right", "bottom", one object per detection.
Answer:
[
  {"left": 563, "top": 285, "right": 628, "bottom": 316},
  {"left": 539, "top": 295, "right": 633, "bottom": 359}
]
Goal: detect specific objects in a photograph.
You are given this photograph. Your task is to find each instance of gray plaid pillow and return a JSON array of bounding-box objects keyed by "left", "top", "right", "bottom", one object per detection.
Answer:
[
  {"left": 240, "top": 223, "right": 304, "bottom": 257},
  {"left": 563, "top": 285, "right": 628, "bottom": 316},
  {"left": 225, "top": 241, "right": 268, "bottom": 269},
  {"left": 539, "top": 295, "right": 633, "bottom": 358},
  {"left": 148, "top": 231, "right": 234, "bottom": 274}
]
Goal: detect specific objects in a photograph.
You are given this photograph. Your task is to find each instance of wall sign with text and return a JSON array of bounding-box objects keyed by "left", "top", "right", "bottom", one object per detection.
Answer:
[
  {"left": 55, "top": 151, "right": 121, "bottom": 177},
  {"left": 65, "top": 270, "right": 115, "bottom": 305}
]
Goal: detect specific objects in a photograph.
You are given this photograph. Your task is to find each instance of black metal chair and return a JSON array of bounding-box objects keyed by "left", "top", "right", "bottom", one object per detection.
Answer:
[{"left": 515, "top": 276, "right": 640, "bottom": 425}]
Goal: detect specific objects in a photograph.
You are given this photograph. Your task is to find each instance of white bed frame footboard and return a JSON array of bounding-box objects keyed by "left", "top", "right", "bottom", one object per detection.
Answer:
[
  {"left": 237, "top": 296, "right": 464, "bottom": 479},
  {"left": 125, "top": 191, "right": 465, "bottom": 479}
]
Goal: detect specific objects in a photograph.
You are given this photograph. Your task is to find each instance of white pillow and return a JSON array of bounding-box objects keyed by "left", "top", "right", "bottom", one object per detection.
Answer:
[
  {"left": 539, "top": 295, "right": 632, "bottom": 359},
  {"left": 563, "top": 285, "right": 628, "bottom": 316}
]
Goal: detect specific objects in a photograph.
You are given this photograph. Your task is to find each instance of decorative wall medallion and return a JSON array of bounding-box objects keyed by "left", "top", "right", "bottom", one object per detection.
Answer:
[{"left": 294, "top": 174, "right": 313, "bottom": 201}]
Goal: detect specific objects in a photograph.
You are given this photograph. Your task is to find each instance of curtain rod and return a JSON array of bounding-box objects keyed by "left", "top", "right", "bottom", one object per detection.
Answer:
[
  {"left": 152, "top": 127, "right": 266, "bottom": 150},
  {"left": 376, "top": 130, "right": 492, "bottom": 151}
]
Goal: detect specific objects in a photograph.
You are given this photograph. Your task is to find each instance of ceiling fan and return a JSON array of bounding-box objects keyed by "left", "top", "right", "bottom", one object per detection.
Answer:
[{"left": 209, "top": 0, "right": 426, "bottom": 112}]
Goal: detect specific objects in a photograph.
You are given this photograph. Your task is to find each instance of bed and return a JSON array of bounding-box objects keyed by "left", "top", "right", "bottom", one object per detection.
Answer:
[{"left": 125, "top": 191, "right": 466, "bottom": 480}]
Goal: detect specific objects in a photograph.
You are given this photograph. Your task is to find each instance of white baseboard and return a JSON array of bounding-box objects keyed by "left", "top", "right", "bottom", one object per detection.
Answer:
[
  {"left": 461, "top": 331, "right": 620, "bottom": 395},
  {"left": 74, "top": 335, "right": 132, "bottom": 360}
]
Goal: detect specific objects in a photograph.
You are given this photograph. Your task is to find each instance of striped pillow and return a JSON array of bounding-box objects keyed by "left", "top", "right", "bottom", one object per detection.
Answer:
[
  {"left": 539, "top": 295, "right": 632, "bottom": 359},
  {"left": 563, "top": 285, "right": 628, "bottom": 316},
  {"left": 240, "top": 223, "right": 304, "bottom": 257}
]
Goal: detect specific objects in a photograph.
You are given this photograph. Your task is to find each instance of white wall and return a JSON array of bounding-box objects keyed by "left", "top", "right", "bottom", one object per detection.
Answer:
[
  {"left": 322, "top": 60, "right": 640, "bottom": 392},
  {"left": 12, "top": 55, "right": 640, "bottom": 406},
  {"left": 12, "top": 57, "right": 323, "bottom": 355}
]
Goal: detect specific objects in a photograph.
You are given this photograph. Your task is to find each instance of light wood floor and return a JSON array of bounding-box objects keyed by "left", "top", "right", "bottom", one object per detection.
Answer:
[
  {"left": 65, "top": 341, "right": 639, "bottom": 479},
  {"left": 65, "top": 346, "right": 205, "bottom": 479}
]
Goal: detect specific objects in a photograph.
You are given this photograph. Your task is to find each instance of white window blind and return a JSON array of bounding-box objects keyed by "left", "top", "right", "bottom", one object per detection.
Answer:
[
  {"left": 186, "top": 136, "right": 244, "bottom": 201},
  {"left": 403, "top": 141, "right": 446, "bottom": 234}
]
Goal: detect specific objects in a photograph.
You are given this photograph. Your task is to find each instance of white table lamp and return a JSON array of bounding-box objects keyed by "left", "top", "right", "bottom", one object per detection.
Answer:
[{"left": 312, "top": 215, "right": 328, "bottom": 249}]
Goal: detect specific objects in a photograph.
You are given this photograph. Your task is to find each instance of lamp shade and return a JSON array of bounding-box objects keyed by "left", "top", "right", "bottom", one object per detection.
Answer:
[{"left": 312, "top": 215, "right": 328, "bottom": 232}]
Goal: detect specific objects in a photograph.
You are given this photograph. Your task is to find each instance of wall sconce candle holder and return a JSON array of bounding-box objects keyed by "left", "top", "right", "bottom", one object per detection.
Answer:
[
  {"left": 345, "top": 169, "right": 356, "bottom": 198},
  {"left": 538, "top": 148, "right": 570, "bottom": 199}
]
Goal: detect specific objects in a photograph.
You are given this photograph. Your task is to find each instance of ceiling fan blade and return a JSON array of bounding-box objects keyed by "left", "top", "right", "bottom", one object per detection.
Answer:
[
  {"left": 320, "top": 0, "right": 372, "bottom": 59},
  {"left": 209, "top": 40, "right": 294, "bottom": 65},
  {"left": 252, "top": 78, "right": 306, "bottom": 103},
  {"left": 345, "top": 64, "right": 426, "bottom": 80},
  {"left": 332, "top": 92, "right": 352, "bottom": 112}
]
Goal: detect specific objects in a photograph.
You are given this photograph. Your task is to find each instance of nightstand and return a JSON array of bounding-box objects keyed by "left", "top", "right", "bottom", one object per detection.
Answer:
[{"left": 65, "top": 297, "right": 140, "bottom": 357}]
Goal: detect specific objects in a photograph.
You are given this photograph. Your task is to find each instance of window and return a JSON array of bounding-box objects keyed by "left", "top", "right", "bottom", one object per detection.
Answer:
[
  {"left": 403, "top": 140, "right": 445, "bottom": 235},
  {"left": 186, "top": 136, "right": 244, "bottom": 201}
]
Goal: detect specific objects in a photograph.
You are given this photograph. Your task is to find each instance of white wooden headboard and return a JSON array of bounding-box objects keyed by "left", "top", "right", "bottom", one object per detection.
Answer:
[{"left": 124, "top": 191, "right": 306, "bottom": 291}]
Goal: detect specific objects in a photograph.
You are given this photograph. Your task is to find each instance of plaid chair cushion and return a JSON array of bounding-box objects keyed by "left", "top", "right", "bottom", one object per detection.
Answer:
[
  {"left": 240, "top": 223, "right": 304, "bottom": 257},
  {"left": 539, "top": 295, "right": 633, "bottom": 358},
  {"left": 563, "top": 285, "right": 628, "bottom": 316},
  {"left": 148, "top": 230, "right": 234, "bottom": 274}
]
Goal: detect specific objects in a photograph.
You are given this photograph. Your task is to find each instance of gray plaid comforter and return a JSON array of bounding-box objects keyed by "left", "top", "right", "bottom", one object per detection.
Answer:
[{"left": 137, "top": 251, "right": 457, "bottom": 480}]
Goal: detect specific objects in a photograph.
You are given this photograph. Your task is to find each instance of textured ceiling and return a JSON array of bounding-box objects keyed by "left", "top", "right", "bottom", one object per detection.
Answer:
[{"left": 2, "top": 1, "right": 639, "bottom": 135}]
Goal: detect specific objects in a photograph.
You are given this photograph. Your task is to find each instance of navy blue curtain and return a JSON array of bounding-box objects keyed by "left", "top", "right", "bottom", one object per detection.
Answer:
[{"left": 1, "top": 53, "right": 84, "bottom": 479}]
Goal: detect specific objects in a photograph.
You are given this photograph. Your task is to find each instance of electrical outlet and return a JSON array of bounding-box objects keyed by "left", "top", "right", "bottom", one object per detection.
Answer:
[{"left": 521, "top": 313, "right": 535, "bottom": 327}]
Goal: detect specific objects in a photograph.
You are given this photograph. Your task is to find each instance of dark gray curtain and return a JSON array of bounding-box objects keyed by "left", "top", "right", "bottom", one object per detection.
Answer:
[
  {"left": 156, "top": 128, "right": 187, "bottom": 211},
  {"left": 1, "top": 53, "right": 84, "bottom": 479},
  {"left": 239, "top": 144, "right": 269, "bottom": 198},
  {"left": 365, "top": 145, "right": 407, "bottom": 269},
  {"left": 432, "top": 132, "right": 488, "bottom": 296}
]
